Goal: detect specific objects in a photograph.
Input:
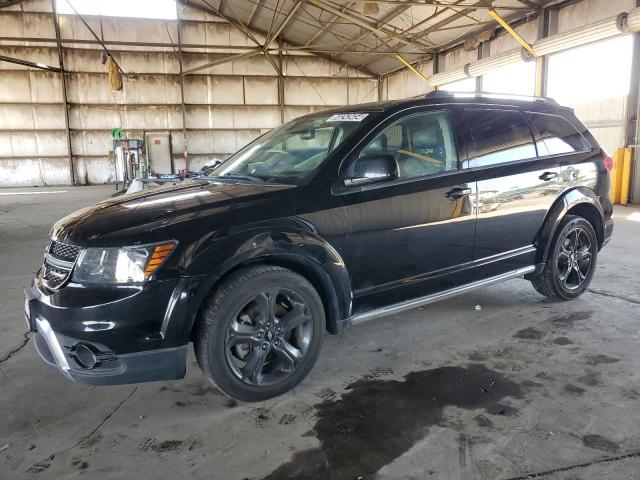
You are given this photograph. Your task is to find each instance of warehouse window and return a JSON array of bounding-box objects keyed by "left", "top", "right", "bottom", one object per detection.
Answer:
[
  {"left": 482, "top": 61, "right": 536, "bottom": 96},
  {"left": 547, "top": 35, "right": 633, "bottom": 103},
  {"left": 440, "top": 77, "right": 476, "bottom": 92},
  {"left": 56, "top": 0, "right": 177, "bottom": 19}
]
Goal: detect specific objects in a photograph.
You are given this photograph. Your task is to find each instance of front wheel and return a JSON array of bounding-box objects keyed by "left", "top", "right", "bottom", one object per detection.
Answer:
[
  {"left": 531, "top": 214, "right": 598, "bottom": 300},
  {"left": 195, "top": 265, "right": 325, "bottom": 401}
]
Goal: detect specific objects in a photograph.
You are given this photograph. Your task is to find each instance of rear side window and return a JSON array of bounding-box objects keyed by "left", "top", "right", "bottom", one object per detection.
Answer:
[
  {"left": 466, "top": 109, "right": 536, "bottom": 168},
  {"left": 526, "top": 112, "right": 591, "bottom": 156}
]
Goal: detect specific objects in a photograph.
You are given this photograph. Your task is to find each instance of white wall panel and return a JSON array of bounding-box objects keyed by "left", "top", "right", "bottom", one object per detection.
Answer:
[
  {"left": 70, "top": 131, "right": 112, "bottom": 156},
  {"left": 183, "top": 75, "right": 244, "bottom": 104},
  {"left": 0, "top": 104, "right": 65, "bottom": 129},
  {"left": 0, "top": 12, "right": 55, "bottom": 38},
  {"left": 73, "top": 157, "right": 114, "bottom": 184},
  {"left": 0, "top": 71, "right": 63, "bottom": 102},
  {"left": 0, "top": 158, "right": 70, "bottom": 187},
  {"left": 243, "top": 77, "right": 279, "bottom": 105},
  {"left": 0, "top": 131, "right": 67, "bottom": 156},
  {"left": 284, "top": 77, "right": 348, "bottom": 106},
  {"left": 348, "top": 79, "right": 379, "bottom": 105},
  {"left": 186, "top": 105, "right": 280, "bottom": 129}
]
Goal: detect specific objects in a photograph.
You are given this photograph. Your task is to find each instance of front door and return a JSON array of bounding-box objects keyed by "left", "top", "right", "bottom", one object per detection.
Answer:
[
  {"left": 462, "top": 108, "right": 563, "bottom": 279},
  {"left": 344, "top": 109, "right": 477, "bottom": 314}
]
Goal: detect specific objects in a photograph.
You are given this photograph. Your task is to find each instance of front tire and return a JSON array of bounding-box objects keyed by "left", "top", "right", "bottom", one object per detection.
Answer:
[
  {"left": 195, "top": 265, "right": 325, "bottom": 401},
  {"left": 531, "top": 214, "right": 598, "bottom": 300}
]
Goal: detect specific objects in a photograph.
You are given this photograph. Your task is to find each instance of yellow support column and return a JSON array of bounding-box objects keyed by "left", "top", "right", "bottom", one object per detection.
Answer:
[
  {"left": 610, "top": 148, "right": 624, "bottom": 204},
  {"left": 620, "top": 147, "right": 633, "bottom": 206}
]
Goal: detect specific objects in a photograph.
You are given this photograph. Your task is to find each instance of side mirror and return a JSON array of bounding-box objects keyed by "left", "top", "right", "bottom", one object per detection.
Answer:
[{"left": 344, "top": 154, "right": 398, "bottom": 186}]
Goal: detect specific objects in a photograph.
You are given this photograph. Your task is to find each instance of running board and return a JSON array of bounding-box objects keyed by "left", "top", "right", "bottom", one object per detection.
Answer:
[{"left": 349, "top": 266, "right": 535, "bottom": 325}]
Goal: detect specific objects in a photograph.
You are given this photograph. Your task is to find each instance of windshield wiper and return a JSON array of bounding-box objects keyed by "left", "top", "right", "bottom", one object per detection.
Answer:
[{"left": 212, "top": 172, "right": 265, "bottom": 183}]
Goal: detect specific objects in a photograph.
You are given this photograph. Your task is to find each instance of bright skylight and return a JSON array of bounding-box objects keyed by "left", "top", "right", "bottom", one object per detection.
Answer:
[{"left": 56, "top": 0, "right": 177, "bottom": 20}]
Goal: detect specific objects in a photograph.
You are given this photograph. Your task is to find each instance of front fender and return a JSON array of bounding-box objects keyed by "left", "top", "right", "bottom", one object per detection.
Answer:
[
  {"left": 535, "top": 186, "right": 604, "bottom": 265},
  {"left": 175, "top": 225, "right": 352, "bottom": 342}
]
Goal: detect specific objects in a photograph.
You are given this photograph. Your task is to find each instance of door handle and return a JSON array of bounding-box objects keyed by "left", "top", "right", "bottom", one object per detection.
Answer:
[
  {"left": 538, "top": 171, "right": 558, "bottom": 181},
  {"left": 445, "top": 187, "right": 472, "bottom": 200}
]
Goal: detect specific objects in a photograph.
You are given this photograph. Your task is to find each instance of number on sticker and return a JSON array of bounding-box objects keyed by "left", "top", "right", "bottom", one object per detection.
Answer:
[{"left": 326, "top": 113, "right": 369, "bottom": 122}]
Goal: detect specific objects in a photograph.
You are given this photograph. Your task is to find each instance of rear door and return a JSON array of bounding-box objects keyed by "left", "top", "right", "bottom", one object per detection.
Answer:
[
  {"left": 343, "top": 108, "right": 477, "bottom": 314},
  {"left": 463, "top": 108, "right": 563, "bottom": 279}
]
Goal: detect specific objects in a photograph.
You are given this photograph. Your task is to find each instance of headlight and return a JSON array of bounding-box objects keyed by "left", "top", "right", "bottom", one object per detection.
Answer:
[{"left": 72, "top": 241, "right": 176, "bottom": 284}]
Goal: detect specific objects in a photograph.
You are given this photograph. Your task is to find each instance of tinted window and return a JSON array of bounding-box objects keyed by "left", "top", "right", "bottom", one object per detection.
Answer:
[
  {"left": 466, "top": 109, "right": 536, "bottom": 168},
  {"left": 360, "top": 111, "right": 458, "bottom": 179},
  {"left": 526, "top": 112, "right": 590, "bottom": 156}
]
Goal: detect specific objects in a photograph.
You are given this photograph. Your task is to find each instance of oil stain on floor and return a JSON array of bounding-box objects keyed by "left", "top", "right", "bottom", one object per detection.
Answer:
[{"left": 263, "top": 364, "right": 522, "bottom": 480}]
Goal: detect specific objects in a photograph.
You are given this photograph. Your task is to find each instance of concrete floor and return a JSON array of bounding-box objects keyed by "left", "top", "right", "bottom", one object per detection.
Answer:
[{"left": 1, "top": 185, "right": 639, "bottom": 480}]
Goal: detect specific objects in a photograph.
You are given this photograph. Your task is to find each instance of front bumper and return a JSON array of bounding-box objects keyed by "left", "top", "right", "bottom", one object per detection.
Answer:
[{"left": 25, "top": 276, "right": 192, "bottom": 385}]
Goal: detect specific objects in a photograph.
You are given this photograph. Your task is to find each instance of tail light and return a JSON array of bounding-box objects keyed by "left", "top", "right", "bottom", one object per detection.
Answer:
[{"left": 602, "top": 153, "right": 614, "bottom": 172}]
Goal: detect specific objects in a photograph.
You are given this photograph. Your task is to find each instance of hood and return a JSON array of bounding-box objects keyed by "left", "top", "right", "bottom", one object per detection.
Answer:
[{"left": 51, "top": 179, "right": 296, "bottom": 247}]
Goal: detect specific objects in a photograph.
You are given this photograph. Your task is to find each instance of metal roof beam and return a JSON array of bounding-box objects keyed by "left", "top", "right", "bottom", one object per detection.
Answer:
[
  {"left": 332, "top": 0, "right": 533, "bottom": 10},
  {"left": 265, "top": 0, "right": 303, "bottom": 48},
  {"left": 178, "top": 0, "right": 262, "bottom": 46},
  {"left": 0, "top": 54, "right": 63, "bottom": 71},
  {"left": 307, "top": 0, "right": 434, "bottom": 52}
]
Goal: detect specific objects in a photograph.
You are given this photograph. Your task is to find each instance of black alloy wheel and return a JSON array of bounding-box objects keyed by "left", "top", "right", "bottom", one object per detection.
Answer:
[
  {"left": 557, "top": 226, "right": 593, "bottom": 291},
  {"left": 531, "top": 214, "right": 598, "bottom": 300},
  {"left": 195, "top": 265, "right": 325, "bottom": 401},
  {"left": 225, "top": 288, "right": 313, "bottom": 386}
]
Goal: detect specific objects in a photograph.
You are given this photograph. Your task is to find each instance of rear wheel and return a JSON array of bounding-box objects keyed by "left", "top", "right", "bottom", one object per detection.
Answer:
[
  {"left": 195, "top": 265, "right": 325, "bottom": 401},
  {"left": 531, "top": 215, "right": 598, "bottom": 300}
]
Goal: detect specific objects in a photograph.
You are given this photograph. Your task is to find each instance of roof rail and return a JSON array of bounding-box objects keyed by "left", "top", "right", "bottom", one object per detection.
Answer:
[{"left": 425, "top": 90, "right": 558, "bottom": 106}]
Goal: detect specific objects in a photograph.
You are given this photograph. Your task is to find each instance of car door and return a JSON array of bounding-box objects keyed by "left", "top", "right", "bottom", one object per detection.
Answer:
[
  {"left": 463, "top": 108, "right": 563, "bottom": 279},
  {"left": 341, "top": 108, "right": 477, "bottom": 314}
]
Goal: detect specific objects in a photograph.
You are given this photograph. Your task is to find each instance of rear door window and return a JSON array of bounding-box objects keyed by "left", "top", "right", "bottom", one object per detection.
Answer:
[
  {"left": 465, "top": 109, "right": 537, "bottom": 168},
  {"left": 525, "top": 112, "right": 591, "bottom": 156}
]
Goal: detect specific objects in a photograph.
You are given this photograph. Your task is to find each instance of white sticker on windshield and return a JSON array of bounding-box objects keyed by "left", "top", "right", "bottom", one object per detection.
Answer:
[{"left": 326, "top": 113, "right": 369, "bottom": 122}]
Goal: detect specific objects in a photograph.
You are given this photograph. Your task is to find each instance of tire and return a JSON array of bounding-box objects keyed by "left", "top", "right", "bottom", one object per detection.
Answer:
[
  {"left": 194, "top": 265, "right": 325, "bottom": 401},
  {"left": 531, "top": 214, "right": 598, "bottom": 300}
]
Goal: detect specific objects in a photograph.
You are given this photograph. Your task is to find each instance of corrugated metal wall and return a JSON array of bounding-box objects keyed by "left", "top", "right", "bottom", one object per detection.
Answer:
[{"left": 0, "top": 0, "right": 378, "bottom": 187}]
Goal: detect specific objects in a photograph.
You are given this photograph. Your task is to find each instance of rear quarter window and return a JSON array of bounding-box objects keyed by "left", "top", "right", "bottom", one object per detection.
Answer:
[
  {"left": 465, "top": 109, "right": 537, "bottom": 168},
  {"left": 525, "top": 112, "right": 591, "bottom": 156}
]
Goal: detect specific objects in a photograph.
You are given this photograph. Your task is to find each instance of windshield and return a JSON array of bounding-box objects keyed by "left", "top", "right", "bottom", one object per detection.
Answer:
[{"left": 209, "top": 112, "right": 371, "bottom": 184}]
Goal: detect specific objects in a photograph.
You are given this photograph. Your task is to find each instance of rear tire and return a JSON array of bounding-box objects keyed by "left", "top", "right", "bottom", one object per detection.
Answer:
[
  {"left": 194, "top": 265, "right": 325, "bottom": 402},
  {"left": 531, "top": 214, "right": 598, "bottom": 300}
]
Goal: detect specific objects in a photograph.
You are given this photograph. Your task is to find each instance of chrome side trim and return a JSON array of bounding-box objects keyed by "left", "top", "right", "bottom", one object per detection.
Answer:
[
  {"left": 349, "top": 266, "right": 535, "bottom": 325},
  {"left": 35, "top": 317, "right": 71, "bottom": 374}
]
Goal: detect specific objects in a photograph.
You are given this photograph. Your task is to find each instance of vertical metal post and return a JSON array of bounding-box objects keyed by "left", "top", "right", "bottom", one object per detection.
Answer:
[
  {"left": 626, "top": 0, "right": 640, "bottom": 203},
  {"left": 476, "top": 42, "right": 489, "bottom": 92},
  {"left": 51, "top": 0, "right": 75, "bottom": 185},
  {"left": 534, "top": 6, "right": 555, "bottom": 97},
  {"left": 176, "top": 3, "right": 187, "bottom": 173},
  {"left": 277, "top": 39, "right": 285, "bottom": 125},
  {"left": 377, "top": 77, "right": 383, "bottom": 101},
  {"left": 432, "top": 52, "right": 440, "bottom": 91}
]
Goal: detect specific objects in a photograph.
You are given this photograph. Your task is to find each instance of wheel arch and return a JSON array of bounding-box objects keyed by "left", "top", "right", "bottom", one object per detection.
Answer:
[
  {"left": 536, "top": 187, "right": 605, "bottom": 265},
  {"left": 183, "top": 229, "right": 353, "bottom": 344}
]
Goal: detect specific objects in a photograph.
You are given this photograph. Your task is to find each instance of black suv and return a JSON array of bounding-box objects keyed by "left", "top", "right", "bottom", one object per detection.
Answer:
[{"left": 26, "top": 92, "right": 613, "bottom": 401}]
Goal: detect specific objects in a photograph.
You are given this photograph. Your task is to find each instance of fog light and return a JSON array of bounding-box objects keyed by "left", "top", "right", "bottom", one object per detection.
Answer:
[{"left": 73, "top": 343, "right": 98, "bottom": 369}]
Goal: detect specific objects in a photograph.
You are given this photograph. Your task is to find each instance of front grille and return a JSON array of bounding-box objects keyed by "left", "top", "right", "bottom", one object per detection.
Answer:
[
  {"left": 41, "top": 263, "right": 70, "bottom": 284},
  {"left": 39, "top": 240, "right": 81, "bottom": 290},
  {"left": 50, "top": 241, "right": 81, "bottom": 262}
]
